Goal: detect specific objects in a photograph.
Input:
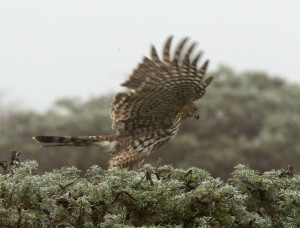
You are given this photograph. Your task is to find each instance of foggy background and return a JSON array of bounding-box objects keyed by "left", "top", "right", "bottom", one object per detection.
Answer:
[
  {"left": 1, "top": 0, "right": 299, "bottom": 111},
  {"left": 1, "top": 1, "right": 300, "bottom": 179}
]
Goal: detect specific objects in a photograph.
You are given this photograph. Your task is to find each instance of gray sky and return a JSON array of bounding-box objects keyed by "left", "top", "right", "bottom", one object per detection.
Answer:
[{"left": 1, "top": 0, "right": 299, "bottom": 112}]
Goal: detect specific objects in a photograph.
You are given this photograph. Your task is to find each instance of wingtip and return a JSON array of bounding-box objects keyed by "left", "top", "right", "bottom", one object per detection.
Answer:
[
  {"left": 151, "top": 45, "right": 159, "bottom": 59},
  {"left": 172, "top": 37, "right": 190, "bottom": 64},
  {"left": 202, "top": 60, "right": 210, "bottom": 71},
  {"left": 180, "top": 37, "right": 190, "bottom": 43},
  {"left": 163, "top": 36, "right": 173, "bottom": 62},
  {"left": 191, "top": 52, "right": 203, "bottom": 66},
  {"left": 204, "top": 76, "right": 214, "bottom": 86},
  {"left": 166, "top": 35, "right": 173, "bottom": 43}
]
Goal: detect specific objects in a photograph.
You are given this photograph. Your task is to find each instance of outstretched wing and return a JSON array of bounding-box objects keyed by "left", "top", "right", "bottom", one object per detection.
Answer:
[{"left": 111, "top": 36, "right": 213, "bottom": 135}]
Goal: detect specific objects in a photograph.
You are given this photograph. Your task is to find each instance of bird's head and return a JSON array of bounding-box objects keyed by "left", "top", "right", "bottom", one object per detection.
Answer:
[{"left": 180, "top": 102, "right": 199, "bottom": 120}]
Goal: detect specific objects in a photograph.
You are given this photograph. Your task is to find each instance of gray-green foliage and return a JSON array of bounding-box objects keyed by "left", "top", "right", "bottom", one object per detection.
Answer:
[{"left": 1, "top": 161, "right": 300, "bottom": 227}]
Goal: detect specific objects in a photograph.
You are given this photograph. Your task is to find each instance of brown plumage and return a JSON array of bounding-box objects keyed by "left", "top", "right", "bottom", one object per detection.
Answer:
[{"left": 33, "top": 36, "right": 213, "bottom": 170}]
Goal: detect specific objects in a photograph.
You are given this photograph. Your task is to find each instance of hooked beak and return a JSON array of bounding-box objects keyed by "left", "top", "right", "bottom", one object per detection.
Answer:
[{"left": 192, "top": 111, "right": 200, "bottom": 120}]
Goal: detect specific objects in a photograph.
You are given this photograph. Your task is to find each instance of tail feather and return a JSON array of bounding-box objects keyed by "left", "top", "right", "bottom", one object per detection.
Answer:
[{"left": 33, "top": 135, "right": 117, "bottom": 147}]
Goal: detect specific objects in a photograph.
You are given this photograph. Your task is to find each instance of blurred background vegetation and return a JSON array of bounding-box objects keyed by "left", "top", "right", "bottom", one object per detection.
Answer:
[{"left": 1, "top": 66, "right": 299, "bottom": 179}]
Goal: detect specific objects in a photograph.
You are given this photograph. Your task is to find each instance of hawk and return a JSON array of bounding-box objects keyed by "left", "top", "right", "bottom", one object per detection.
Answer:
[{"left": 33, "top": 36, "right": 213, "bottom": 170}]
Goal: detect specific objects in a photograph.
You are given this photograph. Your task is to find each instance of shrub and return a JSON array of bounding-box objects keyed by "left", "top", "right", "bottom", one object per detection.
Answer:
[{"left": 0, "top": 155, "right": 299, "bottom": 227}]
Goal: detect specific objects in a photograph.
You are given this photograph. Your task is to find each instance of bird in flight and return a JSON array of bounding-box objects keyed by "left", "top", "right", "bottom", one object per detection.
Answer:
[{"left": 33, "top": 36, "right": 213, "bottom": 170}]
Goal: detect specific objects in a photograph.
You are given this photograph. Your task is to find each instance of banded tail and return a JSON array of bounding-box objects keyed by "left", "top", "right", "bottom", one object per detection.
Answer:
[{"left": 33, "top": 135, "right": 117, "bottom": 147}]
